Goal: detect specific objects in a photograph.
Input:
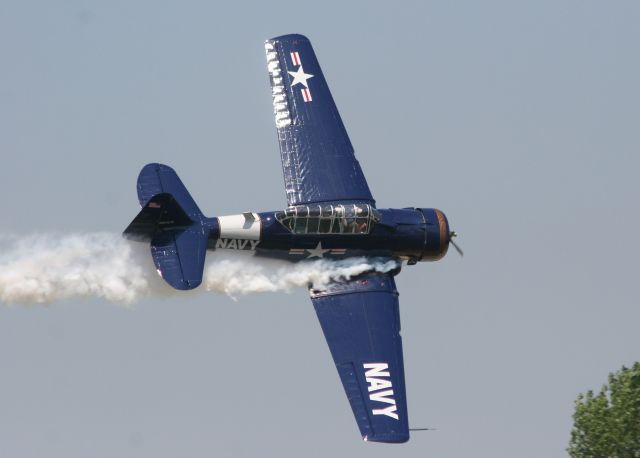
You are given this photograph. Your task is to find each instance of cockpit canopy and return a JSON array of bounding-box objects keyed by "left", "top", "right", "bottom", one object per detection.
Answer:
[{"left": 276, "top": 204, "right": 380, "bottom": 235}]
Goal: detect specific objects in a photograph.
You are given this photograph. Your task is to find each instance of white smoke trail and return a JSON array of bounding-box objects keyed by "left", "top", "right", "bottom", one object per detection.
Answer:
[
  {"left": 202, "top": 256, "right": 399, "bottom": 298},
  {"left": 0, "top": 233, "right": 400, "bottom": 305},
  {"left": 0, "top": 233, "right": 151, "bottom": 305}
]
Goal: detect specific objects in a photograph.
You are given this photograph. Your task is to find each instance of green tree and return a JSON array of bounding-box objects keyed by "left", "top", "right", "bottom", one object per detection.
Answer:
[{"left": 568, "top": 362, "right": 640, "bottom": 458}]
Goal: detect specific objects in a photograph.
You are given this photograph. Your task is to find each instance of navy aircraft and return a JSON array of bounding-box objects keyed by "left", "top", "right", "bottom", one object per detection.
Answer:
[{"left": 124, "top": 34, "right": 459, "bottom": 443}]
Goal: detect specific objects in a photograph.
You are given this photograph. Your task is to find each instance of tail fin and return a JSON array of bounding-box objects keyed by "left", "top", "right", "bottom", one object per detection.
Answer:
[{"left": 123, "top": 164, "right": 210, "bottom": 290}]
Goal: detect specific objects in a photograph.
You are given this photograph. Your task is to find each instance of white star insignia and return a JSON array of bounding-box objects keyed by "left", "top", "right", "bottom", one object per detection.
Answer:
[
  {"left": 288, "top": 65, "right": 314, "bottom": 88},
  {"left": 306, "top": 242, "right": 330, "bottom": 258}
]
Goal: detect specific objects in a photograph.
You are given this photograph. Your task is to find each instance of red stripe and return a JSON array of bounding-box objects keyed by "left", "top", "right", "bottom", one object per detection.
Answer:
[{"left": 291, "top": 52, "right": 300, "bottom": 66}]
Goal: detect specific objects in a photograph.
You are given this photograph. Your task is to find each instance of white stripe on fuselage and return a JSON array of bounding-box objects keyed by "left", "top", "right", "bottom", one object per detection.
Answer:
[{"left": 217, "top": 213, "right": 261, "bottom": 240}]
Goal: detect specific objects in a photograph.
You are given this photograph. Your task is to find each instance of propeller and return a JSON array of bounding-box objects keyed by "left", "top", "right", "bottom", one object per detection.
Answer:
[{"left": 449, "top": 231, "right": 464, "bottom": 257}]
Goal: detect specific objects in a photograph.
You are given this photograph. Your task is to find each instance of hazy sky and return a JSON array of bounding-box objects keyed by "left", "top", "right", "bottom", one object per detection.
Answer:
[{"left": 1, "top": 1, "right": 639, "bottom": 457}]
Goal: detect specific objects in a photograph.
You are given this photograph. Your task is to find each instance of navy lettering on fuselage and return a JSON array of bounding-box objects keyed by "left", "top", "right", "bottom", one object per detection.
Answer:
[
  {"left": 215, "top": 238, "right": 260, "bottom": 251},
  {"left": 363, "top": 362, "right": 398, "bottom": 420}
]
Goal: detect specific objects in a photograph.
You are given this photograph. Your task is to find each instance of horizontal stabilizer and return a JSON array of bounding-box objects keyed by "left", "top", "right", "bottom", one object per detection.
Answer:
[
  {"left": 123, "top": 193, "right": 193, "bottom": 241},
  {"left": 123, "top": 163, "right": 210, "bottom": 290},
  {"left": 137, "top": 163, "right": 203, "bottom": 221},
  {"left": 150, "top": 225, "right": 209, "bottom": 290}
]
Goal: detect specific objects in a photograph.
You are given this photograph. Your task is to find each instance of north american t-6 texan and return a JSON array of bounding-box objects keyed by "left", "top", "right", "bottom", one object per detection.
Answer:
[{"left": 124, "top": 34, "right": 460, "bottom": 443}]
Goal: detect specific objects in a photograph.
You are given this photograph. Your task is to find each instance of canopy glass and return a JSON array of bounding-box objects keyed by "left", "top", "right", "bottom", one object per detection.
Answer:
[{"left": 275, "top": 204, "right": 379, "bottom": 235}]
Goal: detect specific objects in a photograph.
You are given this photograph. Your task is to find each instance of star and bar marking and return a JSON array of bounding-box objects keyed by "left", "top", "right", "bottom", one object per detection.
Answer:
[
  {"left": 289, "top": 242, "right": 345, "bottom": 258},
  {"left": 288, "top": 51, "right": 314, "bottom": 102}
]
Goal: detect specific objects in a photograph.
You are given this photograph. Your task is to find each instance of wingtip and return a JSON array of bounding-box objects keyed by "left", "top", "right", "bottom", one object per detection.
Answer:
[
  {"left": 267, "top": 33, "right": 310, "bottom": 44},
  {"left": 362, "top": 433, "right": 410, "bottom": 444}
]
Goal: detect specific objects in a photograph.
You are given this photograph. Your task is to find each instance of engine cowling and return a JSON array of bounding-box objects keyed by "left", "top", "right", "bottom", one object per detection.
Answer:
[
  {"left": 417, "top": 208, "right": 450, "bottom": 262},
  {"left": 381, "top": 207, "right": 451, "bottom": 263}
]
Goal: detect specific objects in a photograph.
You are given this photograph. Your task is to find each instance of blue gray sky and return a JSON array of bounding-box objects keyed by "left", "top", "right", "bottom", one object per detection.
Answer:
[{"left": 1, "top": 1, "right": 639, "bottom": 457}]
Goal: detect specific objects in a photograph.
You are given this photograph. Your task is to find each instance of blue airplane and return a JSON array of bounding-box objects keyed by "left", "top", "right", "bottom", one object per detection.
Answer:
[{"left": 124, "top": 34, "right": 459, "bottom": 443}]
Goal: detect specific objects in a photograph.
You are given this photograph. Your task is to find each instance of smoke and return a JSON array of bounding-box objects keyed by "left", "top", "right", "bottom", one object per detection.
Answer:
[
  {"left": 0, "top": 233, "right": 400, "bottom": 306},
  {"left": 0, "top": 233, "right": 150, "bottom": 305},
  {"left": 202, "top": 256, "right": 399, "bottom": 299}
]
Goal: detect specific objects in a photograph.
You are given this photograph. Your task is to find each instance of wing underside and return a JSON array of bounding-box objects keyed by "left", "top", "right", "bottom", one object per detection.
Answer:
[
  {"left": 310, "top": 273, "right": 409, "bottom": 443},
  {"left": 265, "top": 34, "right": 375, "bottom": 207}
]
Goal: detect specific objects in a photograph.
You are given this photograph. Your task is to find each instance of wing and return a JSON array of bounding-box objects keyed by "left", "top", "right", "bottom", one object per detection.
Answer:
[
  {"left": 265, "top": 34, "right": 375, "bottom": 207},
  {"left": 310, "top": 273, "right": 409, "bottom": 443}
]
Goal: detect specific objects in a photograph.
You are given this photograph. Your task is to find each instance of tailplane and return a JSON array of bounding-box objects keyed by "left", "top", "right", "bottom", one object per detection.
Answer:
[{"left": 123, "top": 163, "right": 211, "bottom": 290}]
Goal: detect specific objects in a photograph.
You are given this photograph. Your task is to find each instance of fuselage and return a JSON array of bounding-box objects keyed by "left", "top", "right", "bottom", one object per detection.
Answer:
[{"left": 204, "top": 204, "right": 450, "bottom": 264}]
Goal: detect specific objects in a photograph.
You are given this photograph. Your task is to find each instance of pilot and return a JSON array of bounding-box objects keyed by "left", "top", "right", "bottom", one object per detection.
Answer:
[
  {"left": 355, "top": 220, "right": 368, "bottom": 233},
  {"left": 343, "top": 218, "right": 357, "bottom": 233}
]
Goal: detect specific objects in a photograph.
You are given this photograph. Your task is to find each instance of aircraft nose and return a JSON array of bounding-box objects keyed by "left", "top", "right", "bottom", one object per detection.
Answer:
[
  {"left": 434, "top": 208, "right": 450, "bottom": 260},
  {"left": 418, "top": 208, "right": 450, "bottom": 261}
]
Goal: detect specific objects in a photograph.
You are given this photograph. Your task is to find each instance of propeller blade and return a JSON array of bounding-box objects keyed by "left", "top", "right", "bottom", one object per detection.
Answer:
[
  {"left": 450, "top": 239, "right": 464, "bottom": 257},
  {"left": 449, "top": 231, "right": 464, "bottom": 257}
]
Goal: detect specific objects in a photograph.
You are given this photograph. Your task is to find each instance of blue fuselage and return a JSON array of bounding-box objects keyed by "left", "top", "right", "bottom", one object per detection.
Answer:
[{"left": 206, "top": 207, "right": 450, "bottom": 264}]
